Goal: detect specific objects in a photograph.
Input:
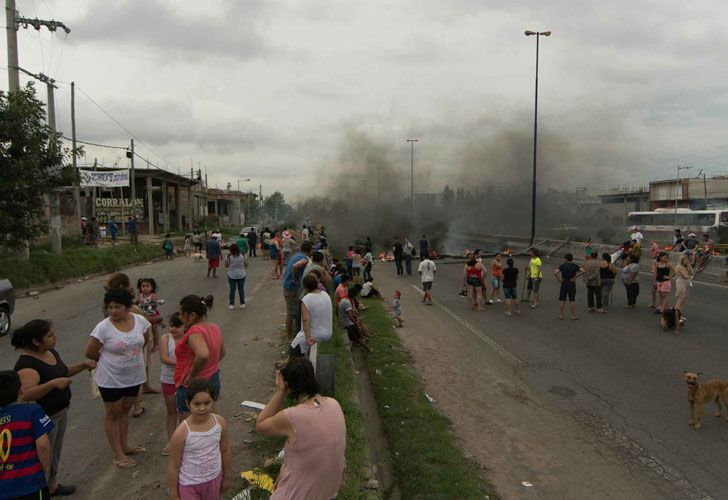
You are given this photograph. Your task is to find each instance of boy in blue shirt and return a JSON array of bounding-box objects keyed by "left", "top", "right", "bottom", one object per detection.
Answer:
[{"left": 0, "top": 370, "right": 53, "bottom": 500}]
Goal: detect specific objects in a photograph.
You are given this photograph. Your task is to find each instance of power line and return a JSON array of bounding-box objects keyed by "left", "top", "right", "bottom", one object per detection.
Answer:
[{"left": 61, "top": 135, "right": 127, "bottom": 150}]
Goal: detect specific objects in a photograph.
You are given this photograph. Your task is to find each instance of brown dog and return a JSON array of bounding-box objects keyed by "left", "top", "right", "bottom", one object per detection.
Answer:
[{"left": 684, "top": 371, "right": 728, "bottom": 429}]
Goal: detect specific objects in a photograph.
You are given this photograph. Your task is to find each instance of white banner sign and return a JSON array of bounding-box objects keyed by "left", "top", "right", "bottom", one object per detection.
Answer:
[{"left": 79, "top": 169, "right": 130, "bottom": 188}]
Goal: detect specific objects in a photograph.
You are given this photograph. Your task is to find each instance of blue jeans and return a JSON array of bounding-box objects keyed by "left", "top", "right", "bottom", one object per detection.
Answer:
[
  {"left": 175, "top": 371, "right": 221, "bottom": 413},
  {"left": 228, "top": 276, "right": 246, "bottom": 305}
]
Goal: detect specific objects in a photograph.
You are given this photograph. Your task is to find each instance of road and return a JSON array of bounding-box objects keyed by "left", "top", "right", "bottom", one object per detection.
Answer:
[
  {"left": 375, "top": 255, "right": 728, "bottom": 499},
  {"left": 0, "top": 256, "right": 285, "bottom": 498}
]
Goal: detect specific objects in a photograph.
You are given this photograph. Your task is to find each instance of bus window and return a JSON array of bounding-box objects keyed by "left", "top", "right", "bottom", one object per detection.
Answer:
[{"left": 720, "top": 212, "right": 728, "bottom": 225}]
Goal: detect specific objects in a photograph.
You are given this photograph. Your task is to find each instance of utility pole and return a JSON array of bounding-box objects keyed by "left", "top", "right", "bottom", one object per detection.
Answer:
[
  {"left": 71, "top": 82, "right": 81, "bottom": 220},
  {"left": 44, "top": 74, "right": 61, "bottom": 255},
  {"left": 673, "top": 165, "right": 692, "bottom": 231},
  {"left": 696, "top": 170, "right": 708, "bottom": 210},
  {"left": 406, "top": 138, "right": 418, "bottom": 224},
  {"left": 129, "top": 139, "right": 135, "bottom": 204}
]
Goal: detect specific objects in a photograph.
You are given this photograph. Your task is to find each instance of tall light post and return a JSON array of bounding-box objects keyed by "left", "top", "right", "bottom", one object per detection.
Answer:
[
  {"left": 673, "top": 165, "right": 692, "bottom": 231},
  {"left": 406, "top": 138, "right": 418, "bottom": 223},
  {"left": 524, "top": 30, "right": 551, "bottom": 247},
  {"left": 237, "top": 178, "right": 251, "bottom": 225}
]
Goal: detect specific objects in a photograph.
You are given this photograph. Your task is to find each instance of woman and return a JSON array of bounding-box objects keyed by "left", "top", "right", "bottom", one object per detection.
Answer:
[
  {"left": 654, "top": 252, "right": 675, "bottom": 313},
  {"left": 463, "top": 253, "right": 485, "bottom": 311},
  {"left": 256, "top": 357, "right": 345, "bottom": 499},
  {"left": 599, "top": 253, "right": 618, "bottom": 307},
  {"left": 489, "top": 253, "right": 503, "bottom": 304},
  {"left": 13, "top": 320, "right": 95, "bottom": 496},
  {"left": 225, "top": 243, "right": 247, "bottom": 310},
  {"left": 674, "top": 253, "right": 694, "bottom": 317},
  {"left": 269, "top": 231, "right": 283, "bottom": 278},
  {"left": 174, "top": 295, "right": 225, "bottom": 419},
  {"left": 85, "top": 287, "right": 151, "bottom": 469},
  {"left": 290, "top": 274, "right": 333, "bottom": 356},
  {"left": 621, "top": 254, "right": 641, "bottom": 309}
]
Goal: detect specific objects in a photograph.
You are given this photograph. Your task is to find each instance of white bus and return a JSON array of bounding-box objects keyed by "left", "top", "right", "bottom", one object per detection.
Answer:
[{"left": 627, "top": 208, "right": 728, "bottom": 242}]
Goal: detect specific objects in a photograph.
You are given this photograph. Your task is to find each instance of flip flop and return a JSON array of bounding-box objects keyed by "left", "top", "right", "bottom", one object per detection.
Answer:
[
  {"left": 131, "top": 407, "right": 145, "bottom": 418},
  {"left": 124, "top": 445, "right": 146, "bottom": 455},
  {"left": 141, "top": 387, "right": 162, "bottom": 395},
  {"left": 160, "top": 447, "right": 170, "bottom": 456},
  {"left": 113, "top": 458, "right": 137, "bottom": 469}
]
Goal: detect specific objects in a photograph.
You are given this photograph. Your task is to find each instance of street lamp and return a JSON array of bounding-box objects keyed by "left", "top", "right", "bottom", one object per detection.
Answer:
[
  {"left": 524, "top": 29, "right": 551, "bottom": 247},
  {"left": 237, "top": 178, "right": 251, "bottom": 191},
  {"left": 406, "top": 138, "right": 419, "bottom": 224}
]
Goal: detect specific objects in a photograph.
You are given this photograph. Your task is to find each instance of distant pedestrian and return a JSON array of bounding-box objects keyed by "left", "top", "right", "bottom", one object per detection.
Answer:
[
  {"left": 599, "top": 252, "right": 618, "bottom": 307},
  {"left": 654, "top": 252, "right": 675, "bottom": 313},
  {"left": 88, "top": 217, "right": 98, "bottom": 246},
  {"left": 363, "top": 249, "right": 373, "bottom": 281},
  {"left": 301, "top": 224, "right": 310, "bottom": 242},
  {"left": 502, "top": 258, "right": 520, "bottom": 315},
  {"left": 525, "top": 249, "right": 543, "bottom": 308},
  {"left": 206, "top": 233, "right": 221, "bottom": 278},
  {"left": 391, "top": 290, "right": 403, "bottom": 327},
  {"left": 582, "top": 251, "right": 604, "bottom": 313},
  {"left": 282, "top": 230, "right": 296, "bottom": 264},
  {"left": 247, "top": 228, "right": 258, "bottom": 257},
  {"left": 464, "top": 253, "right": 485, "bottom": 311},
  {"left": 489, "top": 253, "right": 503, "bottom": 304},
  {"left": 235, "top": 231, "right": 249, "bottom": 256},
  {"left": 225, "top": 243, "right": 247, "bottom": 310},
  {"left": 269, "top": 231, "right": 284, "bottom": 278},
  {"left": 345, "top": 246, "right": 354, "bottom": 277},
  {"left": 352, "top": 247, "right": 362, "bottom": 277},
  {"left": 183, "top": 235, "right": 191, "bottom": 256},
  {"left": 630, "top": 225, "right": 644, "bottom": 245},
  {"left": 283, "top": 241, "right": 312, "bottom": 338},
  {"left": 109, "top": 217, "right": 118, "bottom": 245},
  {"left": 127, "top": 215, "right": 138, "bottom": 245},
  {"left": 162, "top": 233, "right": 174, "bottom": 260},
  {"left": 99, "top": 224, "right": 107, "bottom": 241},
  {"left": 80, "top": 216, "right": 88, "bottom": 244},
  {"left": 192, "top": 231, "right": 202, "bottom": 253},
  {"left": 419, "top": 234, "right": 429, "bottom": 260},
  {"left": 403, "top": 238, "right": 415, "bottom": 275},
  {"left": 621, "top": 255, "right": 641, "bottom": 309},
  {"left": 262, "top": 227, "right": 271, "bottom": 260},
  {"left": 418, "top": 256, "right": 436, "bottom": 305},
  {"left": 365, "top": 236, "right": 373, "bottom": 254},
  {"left": 393, "top": 237, "right": 404, "bottom": 276},
  {"left": 12, "top": 320, "right": 95, "bottom": 496},
  {"left": 674, "top": 253, "right": 693, "bottom": 318},
  {"left": 554, "top": 253, "right": 583, "bottom": 320}
]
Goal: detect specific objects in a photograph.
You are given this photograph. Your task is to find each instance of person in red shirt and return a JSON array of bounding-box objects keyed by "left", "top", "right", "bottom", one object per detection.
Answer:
[{"left": 0, "top": 370, "right": 54, "bottom": 500}]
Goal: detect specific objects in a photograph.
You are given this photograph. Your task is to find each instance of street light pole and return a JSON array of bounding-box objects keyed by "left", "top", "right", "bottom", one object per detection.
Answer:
[
  {"left": 673, "top": 165, "right": 692, "bottom": 231},
  {"left": 406, "top": 138, "right": 418, "bottom": 224},
  {"left": 524, "top": 30, "right": 551, "bottom": 247}
]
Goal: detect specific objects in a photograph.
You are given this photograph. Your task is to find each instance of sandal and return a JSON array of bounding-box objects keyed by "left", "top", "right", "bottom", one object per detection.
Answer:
[
  {"left": 160, "top": 447, "right": 170, "bottom": 456},
  {"left": 113, "top": 458, "right": 137, "bottom": 469},
  {"left": 132, "top": 407, "right": 145, "bottom": 418},
  {"left": 124, "top": 445, "right": 146, "bottom": 455}
]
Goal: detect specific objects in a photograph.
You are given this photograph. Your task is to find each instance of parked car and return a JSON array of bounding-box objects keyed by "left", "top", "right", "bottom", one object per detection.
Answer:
[
  {"left": 240, "top": 226, "right": 260, "bottom": 237},
  {"left": 0, "top": 279, "right": 15, "bottom": 337}
]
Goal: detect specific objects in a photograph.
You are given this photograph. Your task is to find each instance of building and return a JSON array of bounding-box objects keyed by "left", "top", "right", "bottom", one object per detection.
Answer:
[
  {"left": 206, "top": 188, "right": 257, "bottom": 229},
  {"left": 649, "top": 176, "right": 728, "bottom": 210},
  {"left": 597, "top": 186, "right": 650, "bottom": 222}
]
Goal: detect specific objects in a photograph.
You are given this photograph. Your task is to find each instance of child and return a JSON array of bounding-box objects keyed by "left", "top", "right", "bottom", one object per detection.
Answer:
[
  {"left": 392, "top": 290, "right": 403, "bottom": 327},
  {"left": 162, "top": 233, "right": 174, "bottom": 260},
  {"left": 168, "top": 379, "right": 232, "bottom": 500},
  {"left": 160, "top": 313, "right": 185, "bottom": 456},
  {"left": 338, "top": 288, "right": 372, "bottom": 352},
  {"left": 183, "top": 235, "right": 191, "bottom": 257},
  {"left": 502, "top": 257, "right": 520, "bottom": 315},
  {"left": 351, "top": 248, "right": 362, "bottom": 278},
  {"left": 0, "top": 370, "right": 54, "bottom": 499},
  {"left": 363, "top": 250, "right": 373, "bottom": 281},
  {"left": 137, "top": 278, "right": 162, "bottom": 396},
  {"left": 345, "top": 246, "right": 354, "bottom": 277}
]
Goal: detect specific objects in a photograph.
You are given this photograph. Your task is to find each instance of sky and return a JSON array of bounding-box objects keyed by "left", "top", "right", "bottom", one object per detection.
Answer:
[{"left": 3, "top": 0, "right": 728, "bottom": 201}]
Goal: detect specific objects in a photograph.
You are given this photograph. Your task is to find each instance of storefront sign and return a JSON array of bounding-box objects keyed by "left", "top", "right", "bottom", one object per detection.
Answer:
[
  {"left": 94, "top": 198, "right": 143, "bottom": 222},
  {"left": 80, "top": 169, "right": 130, "bottom": 187}
]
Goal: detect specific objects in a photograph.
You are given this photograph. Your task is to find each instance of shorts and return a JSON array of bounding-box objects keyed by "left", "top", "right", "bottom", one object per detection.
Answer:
[
  {"left": 466, "top": 277, "right": 482, "bottom": 287},
  {"left": 179, "top": 473, "right": 222, "bottom": 500},
  {"left": 208, "top": 256, "right": 220, "bottom": 269},
  {"left": 491, "top": 277, "right": 501, "bottom": 289},
  {"left": 345, "top": 324, "right": 364, "bottom": 343},
  {"left": 262, "top": 242, "right": 270, "bottom": 250},
  {"left": 175, "top": 371, "right": 220, "bottom": 414},
  {"left": 284, "top": 289, "right": 301, "bottom": 319},
  {"left": 99, "top": 384, "right": 141, "bottom": 403},
  {"left": 655, "top": 280, "right": 672, "bottom": 293},
  {"left": 422, "top": 281, "right": 433, "bottom": 291},
  {"left": 527, "top": 277, "right": 542, "bottom": 292},
  {"left": 503, "top": 287, "right": 517, "bottom": 299},
  {"left": 161, "top": 382, "right": 176, "bottom": 397},
  {"left": 559, "top": 281, "right": 576, "bottom": 302}
]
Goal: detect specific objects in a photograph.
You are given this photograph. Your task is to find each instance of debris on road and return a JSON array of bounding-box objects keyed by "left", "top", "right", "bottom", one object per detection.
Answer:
[
  {"left": 240, "top": 400, "right": 266, "bottom": 411},
  {"left": 522, "top": 481, "right": 533, "bottom": 488},
  {"left": 425, "top": 393, "right": 438, "bottom": 403}
]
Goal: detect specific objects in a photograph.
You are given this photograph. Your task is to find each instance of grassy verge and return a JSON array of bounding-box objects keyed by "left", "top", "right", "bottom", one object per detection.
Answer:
[
  {"left": 0, "top": 240, "right": 167, "bottom": 289},
  {"left": 360, "top": 297, "right": 495, "bottom": 499}
]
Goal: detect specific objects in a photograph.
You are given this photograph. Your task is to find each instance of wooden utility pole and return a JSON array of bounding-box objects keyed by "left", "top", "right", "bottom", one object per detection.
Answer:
[
  {"left": 71, "top": 82, "right": 81, "bottom": 220},
  {"left": 5, "top": 0, "right": 19, "bottom": 92}
]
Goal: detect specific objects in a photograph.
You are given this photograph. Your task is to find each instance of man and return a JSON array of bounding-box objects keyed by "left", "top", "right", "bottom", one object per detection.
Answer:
[
  {"left": 403, "top": 238, "right": 415, "bottom": 275},
  {"left": 80, "top": 216, "right": 88, "bottom": 244},
  {"left": 418, "top": 255, "right": 437, "bottom": 305},
  {"left": 109, "top": 216, "right": 118, "bottom": 246},
  {"left": 419, "top": 234, "right": 429, "bottom": 261},
  {"left": 247, "top": 227, "right": 258, "bottom": 257},
  {"left": 88, "top": 217, "right": 98, "bottom": 246},
  {"left": 262, "top": 227, "right": 271, "bottom": 260},
  {"left": 301, "top": 251, "right": 329, "bottom": 296},
  {"left": 582, "top": 251, "right": 604, "bottom": 313},
  {"left": 319, "top": 240, "right": 332, "bottom": 270},
  {"left": 192, "top": 231, "right": 202, "bottom": 252},
  {"left": 236, "top": 231, "right": 249, "bottom": 255},
  {"left": 525, "top": 249, "right": 543, "bottom": 307},
  {"left": 301, "top": 224, "right": 310, "bottom": 242},
  {"left": 206, "top": 232, "right": 222, "bottom": 278},
  {"left": 283, "top": 241, "right": 312, "bottom": 338},
  {"left": 554, "top": 253, "right": 583, "bottom": 320},
  {"left": 364, "top": 236, "right": 373, "bottom": 254},
  {"left": 696, "top": 233, "right": 716, "bottom": 272},
  {"left": 393, "top": 237, "right": 404, "bottom": 276},
  {"left": 630, "top": 225, "right": 644, "bottom": 245},
  {"left": 126, "top": 215, "right": 138, "bottom": 245},
  {"left": 212, "top": 229, "right": 222, "bottom": 243},
  {"left": 673, "top": 228, "right": 683, "bottom": 246}
]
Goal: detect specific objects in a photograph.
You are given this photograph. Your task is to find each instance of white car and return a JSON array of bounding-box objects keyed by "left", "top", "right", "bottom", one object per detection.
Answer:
[{"left": 240, "top": 226, "right": 260, "bottom": 237}]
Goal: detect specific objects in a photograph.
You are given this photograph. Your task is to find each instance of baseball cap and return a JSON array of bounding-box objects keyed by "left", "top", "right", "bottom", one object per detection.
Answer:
[
  {"left": 630, "top": 225, "right": 638, "bottom": 230},
  {"left": 688, "top": 233, "right": 696, "bottom": 237}
]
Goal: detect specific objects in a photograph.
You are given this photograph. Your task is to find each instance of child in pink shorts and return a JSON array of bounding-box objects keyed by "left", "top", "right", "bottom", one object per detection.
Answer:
[{"left": 160, "top": 313, "right": 184, "bottom": 456}]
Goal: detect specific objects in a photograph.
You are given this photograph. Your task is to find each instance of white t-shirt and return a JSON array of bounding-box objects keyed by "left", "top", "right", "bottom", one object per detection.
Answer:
[
  {"left": 361, "top": 282, "right": 374, "bottom": 297},
  {"left": 91, "top": 314, "right": 150, "bottom": 388},
  {"left": 160, "top": 334, "right": 176, "bottom": 384},
  {"left": 418, "top": 259, "right": 437, "bottom": 283},
  {"left": 291, "top": 291, "right": 333, "bottom": 354},
  {"left": 302, "top": 228, "right": 310, "bottom": 241},
  {"left": 631, "top": 231, "right": 644, "bottom": 244}
]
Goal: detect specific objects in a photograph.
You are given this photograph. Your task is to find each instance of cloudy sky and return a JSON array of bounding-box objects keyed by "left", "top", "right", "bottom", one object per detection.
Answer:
[{"left": 4, "top": 0, "right": 728, "bottom": 200}]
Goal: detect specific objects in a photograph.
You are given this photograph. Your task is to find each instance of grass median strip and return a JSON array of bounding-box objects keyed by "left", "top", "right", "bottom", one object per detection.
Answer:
[
  {"left": 0, "top": 240, "right": 167, "bottom": 289},
  {"left": 361, "top": 296, "right": 495, "bottom": 499}
]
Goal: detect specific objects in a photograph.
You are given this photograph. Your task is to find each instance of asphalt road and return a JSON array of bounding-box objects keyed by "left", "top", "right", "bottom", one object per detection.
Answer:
[
  {"left": 0, "top": 255, "right": 285, "bottom": 498},
  {"left": 384, "top": 255, "right": 728, "bottom": 499}
]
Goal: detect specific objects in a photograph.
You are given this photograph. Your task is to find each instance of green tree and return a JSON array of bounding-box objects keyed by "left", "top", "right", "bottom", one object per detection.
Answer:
[
  {"left": 0, "top": 83, "right": 67, "bottom": 249},
  {"left": 263, "top": 191, "right": 292, "bottom": 221}
]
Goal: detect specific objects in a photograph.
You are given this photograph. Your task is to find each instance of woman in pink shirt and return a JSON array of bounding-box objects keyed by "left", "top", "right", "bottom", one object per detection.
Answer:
[
  {"left": 257, "top": 357, "right": 346, "bottom": 499},
  {"left": 175, "top": 294, "right": 225, "bottom": 419}
]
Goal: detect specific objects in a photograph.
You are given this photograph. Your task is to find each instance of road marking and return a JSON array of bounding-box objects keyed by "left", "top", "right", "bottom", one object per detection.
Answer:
[{"left": 408, "top": 284, "right": 524, "bottom": 366}]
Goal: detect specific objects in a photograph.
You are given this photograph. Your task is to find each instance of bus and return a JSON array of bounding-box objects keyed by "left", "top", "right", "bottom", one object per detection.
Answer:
[{"left": 627, "top": 208, "right": 728, "bottom": 242}]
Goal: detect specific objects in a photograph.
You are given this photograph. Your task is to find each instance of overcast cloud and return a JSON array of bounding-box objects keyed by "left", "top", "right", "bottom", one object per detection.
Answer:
[{"left": 4, "top": 0, "right": 728, "bottom": 200}]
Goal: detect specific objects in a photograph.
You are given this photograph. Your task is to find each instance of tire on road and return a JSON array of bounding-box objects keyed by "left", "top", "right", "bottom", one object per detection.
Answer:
[
  {"left": 315, "top": 354, "right": 335, "bottom": 397},
  {"left": 0, "top": 306, "right": 10, "bottom": 337}
]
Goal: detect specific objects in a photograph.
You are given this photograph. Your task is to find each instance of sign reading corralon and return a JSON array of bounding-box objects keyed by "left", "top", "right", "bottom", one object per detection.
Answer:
[
  {"left": 94, "top": 198, "right": 143, "bottom": 222},
  {"left": 79, "top": 169, "right": 130, "bottom": 187}
]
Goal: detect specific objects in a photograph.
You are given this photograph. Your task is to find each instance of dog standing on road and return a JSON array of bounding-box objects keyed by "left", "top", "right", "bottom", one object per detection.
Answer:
[
  {"left": 684, "top": 371, "right": 728, "bottom": 429},
  {"left": 191, "top": 252, "right": 204, "bottom": 263}
]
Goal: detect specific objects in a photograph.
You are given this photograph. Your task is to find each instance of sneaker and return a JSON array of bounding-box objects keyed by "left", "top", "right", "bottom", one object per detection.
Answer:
[
  {"left": 239, "top": 304, "right": 246, "bottom": 309},
  {"left": 496, "top": 298, "right": 503, "bottom": 303},
  {"left": 228, "top": 305, "right": 234, "bottom": 310},
  {"left": 487, "top": 300, "right": 494, "bottom": 304},
  {"left": 505, "top": 311, "right": 512, "bottom": 316}
]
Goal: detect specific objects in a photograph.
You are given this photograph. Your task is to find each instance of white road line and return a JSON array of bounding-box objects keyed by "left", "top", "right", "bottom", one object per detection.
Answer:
[{"left": 408, "top": 284, "right": 524, "bottom": 366}]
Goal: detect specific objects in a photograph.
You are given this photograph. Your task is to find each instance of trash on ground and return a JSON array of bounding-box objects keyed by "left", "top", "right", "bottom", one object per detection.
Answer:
[
  {"left": 241, "top": 401, "right": 266, "bottom": 411},
  {"left": 425, "top": 393, "right": 438, "bottom": 403},
  {"left": 522, "top": 481, "right": 533, "bottom": 488},
  {"left": 240, "top": 470, "right": 275, "bottom": 492}
]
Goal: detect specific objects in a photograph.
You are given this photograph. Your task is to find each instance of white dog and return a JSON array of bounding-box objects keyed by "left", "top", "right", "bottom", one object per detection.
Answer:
[{"left": 191, "top": 252, "right": 204, "bottom": 263}]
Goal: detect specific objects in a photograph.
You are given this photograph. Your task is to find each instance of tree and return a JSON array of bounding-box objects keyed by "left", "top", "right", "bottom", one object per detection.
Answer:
[
  {"left": 263, "top": 191, "right": 292, "bottom": 222},
  {"left": 0, "top": 83, "right": 67, "bottom": 249}
]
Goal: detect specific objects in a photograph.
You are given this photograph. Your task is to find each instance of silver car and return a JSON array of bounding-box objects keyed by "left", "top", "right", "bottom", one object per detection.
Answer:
[{"left": 0, "top": 279, "right": 15, "bottom": 336}]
